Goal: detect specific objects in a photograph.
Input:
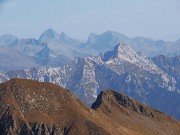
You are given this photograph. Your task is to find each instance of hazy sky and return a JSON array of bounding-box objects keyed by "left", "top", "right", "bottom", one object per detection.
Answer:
[{"left": 0, "top": 0, "right": 180, "bottom": 41}]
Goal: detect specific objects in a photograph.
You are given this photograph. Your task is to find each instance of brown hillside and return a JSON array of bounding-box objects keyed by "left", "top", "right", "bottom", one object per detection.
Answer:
[
  {"left": 0, "top": 78, "right": 111, "bottom": 135},
  {"left": 0, "top": 79, "right": 180, "bottom": 135},
  {"left": 92, "top": 90, "right": 180, "bottom": 135}
]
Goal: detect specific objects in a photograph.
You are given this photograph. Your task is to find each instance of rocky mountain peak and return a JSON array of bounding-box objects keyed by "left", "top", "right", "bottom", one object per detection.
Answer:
[
  {"left": 114, "top": 43, "right": 136, "bottom": 56},
  {"left": 42, "top": 28, "right": 57, "bottom": 37},
  {"left": 100, "top": 43, "right": 140, "bottom": 62},
  {"left": 100, "top": 43, "right": 133, "bottom": 62},
  {"left": 100, "top": 43, "right": 161, "bottom": 73},
  {"left": 39, "top": 28, "right": 59, "bottom": 42}
]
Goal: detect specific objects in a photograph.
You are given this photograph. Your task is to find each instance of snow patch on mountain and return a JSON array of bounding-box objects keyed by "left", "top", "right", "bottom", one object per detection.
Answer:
[{"left": 80, "top": 58, "right": 98, "bottom": 99}]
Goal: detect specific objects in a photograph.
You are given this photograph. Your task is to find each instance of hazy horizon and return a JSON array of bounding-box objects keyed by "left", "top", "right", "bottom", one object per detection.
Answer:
[{"left": 0, "top": 0, "right": 180, "bottom": 41}]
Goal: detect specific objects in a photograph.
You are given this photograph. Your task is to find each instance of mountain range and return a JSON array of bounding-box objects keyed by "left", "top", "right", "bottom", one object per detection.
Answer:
[
  {"left": 0, "top": 29, "right": 180, "bottom": 73},
  {"left": 0, "top": 78, "right": 180, "bottom": 135},
  {"left": 1, "top": 43, "right": 180, "bottom": 120},
  {"left": 81, "top": 31, "right": 180, "bottom": 56},
  {"left": 0, "top": 29, "right": 84, "bottom": 73}
]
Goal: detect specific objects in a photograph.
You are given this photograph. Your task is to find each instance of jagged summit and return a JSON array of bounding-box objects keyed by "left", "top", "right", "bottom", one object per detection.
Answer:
[
  {"left": 114, "top": 43, "right": 136, "bottom": 57},
  {"left": 99, "top": 43, "right": 161, "bottom": 73},
  {"left": 101, "top": 43, "right": 144, "bottom": 61}
]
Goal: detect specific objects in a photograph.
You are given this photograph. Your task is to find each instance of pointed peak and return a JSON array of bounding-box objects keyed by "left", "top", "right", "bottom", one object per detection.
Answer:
[
  {"left": 100, "top": 43, "right": 160, "bottom": 73},
  {"left": 39, "top": 28, "right": 58, "bottom": 38},
  {"left": 44, "top": 28, "right": 57, "bottom": 35},
  {"left": 114, "top": 43, "right": 134, "bottom": 52},
  {"left": 114, "top": 43, "right": 139, "bottom": 58},
  {"left": 100, "top": 43, "right": 136, "bottom": 62},
  {"left": 39, "top": 28, "right": 59, "bottom": 42},
  {"left": 100, "top": 43, "right": 135, "bottom": 62}
]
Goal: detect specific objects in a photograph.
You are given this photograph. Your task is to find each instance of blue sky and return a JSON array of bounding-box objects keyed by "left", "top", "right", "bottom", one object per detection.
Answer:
[{"left": 0, "top": 0, "right": 180, "bottom": 41}]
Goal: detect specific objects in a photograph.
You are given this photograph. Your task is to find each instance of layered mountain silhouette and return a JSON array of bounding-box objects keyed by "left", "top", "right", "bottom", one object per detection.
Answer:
[
  {"left": 80, "top": 31, "right": 180, "bottom": 56},
  {"left": 0, "top": 78, "right": 180, "bottom": 135},
  {"left": 0, "top": 29, "right": 180, "bottom": 73},
  {"left": 1, "top": 43, "right": 180, "bottom": 120},
  {"left": 0, "top": 29, "right": 83, "bottom": 73}
]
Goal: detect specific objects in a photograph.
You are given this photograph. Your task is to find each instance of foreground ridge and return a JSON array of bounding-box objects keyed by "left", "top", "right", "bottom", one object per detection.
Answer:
[
  {"left": 0, "top": 78, "right": 110, "bottom": 135},
  {"left": 92, "top": 90, "right": 180, "bottom": 135},
  {"left": 0, "top": 78, "right": 180, "bottom": 135}
]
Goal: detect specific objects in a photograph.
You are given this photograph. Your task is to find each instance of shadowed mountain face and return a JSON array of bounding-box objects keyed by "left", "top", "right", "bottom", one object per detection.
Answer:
[{"left": 0, "top": 79, "right": 180, "bottom": 135}]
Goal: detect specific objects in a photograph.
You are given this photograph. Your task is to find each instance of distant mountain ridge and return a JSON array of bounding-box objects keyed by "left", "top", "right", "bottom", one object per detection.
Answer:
[
  {"left": 1, "top": 43, "right": 180, "bottom": 120},
  {"left": 80, "top": 30, "right": 180, "bottom": 56},
  {"left": 0, "top": 29, "right": 84, "bottom": 73},
  {"left": 0, "top": 29, "right": 180, "bottom": 73}
]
